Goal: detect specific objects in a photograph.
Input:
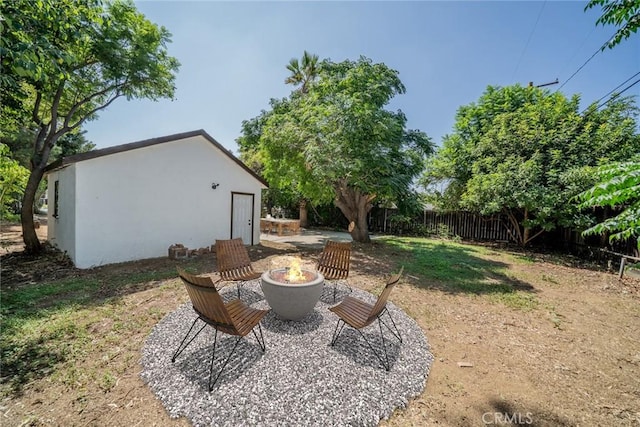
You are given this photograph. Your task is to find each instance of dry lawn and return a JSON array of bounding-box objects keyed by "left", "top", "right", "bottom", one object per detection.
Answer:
[{"left": 1, "top": 222, "right": 639, "bottom": 426}]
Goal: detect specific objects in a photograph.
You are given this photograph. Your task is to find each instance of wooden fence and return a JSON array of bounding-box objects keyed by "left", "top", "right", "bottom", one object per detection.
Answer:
[
  {"left": 368, "top": 207, "right": 638, "bottom": 258},
  {"left": 369, "top": 208, "right": 518, "bottom": 242}
]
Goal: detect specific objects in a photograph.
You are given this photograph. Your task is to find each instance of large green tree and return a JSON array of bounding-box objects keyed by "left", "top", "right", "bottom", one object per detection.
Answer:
[
  {"left": 1, "top": 0, "right": 180, "bottom": 253},
  {"left": 239, "top": 56, "right": 433, "bottom": 243},
  {"left": 586, "top": 0, "right": 640, "bottom": 49},
  {"left": 422, "top": 84, "right": 639, "bottom": 246}
]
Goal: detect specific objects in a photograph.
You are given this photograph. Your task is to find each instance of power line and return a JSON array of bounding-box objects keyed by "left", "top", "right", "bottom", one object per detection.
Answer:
[
  {"left": 596, "top": 78, "right": 640, "bottom": 109},
  {"left": 556, "top": 32, "right": 617, "bottom": 92},
  {"left": 581, "top": 77, "right": 640, "bottom": 114},
  {"left": 592, "top": 71, "right": 640, "bottom": 106}
]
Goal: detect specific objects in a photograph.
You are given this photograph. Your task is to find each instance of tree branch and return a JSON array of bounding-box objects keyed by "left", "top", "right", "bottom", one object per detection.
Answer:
[
  {"left": 32, "top": 92, "right": 44, "bottom": 126},
  {"left": 503, "top": 208, "right": 523, "bottom": 244},
  {"left": 66, "top": 90, "right": 123, "bottom": 132},
  {"left": 65, "top": 80, "right": 125, "bottom": 122},
  {"left": 49, "top": 81, "right": 66, "bottom": 130},
  {"left": 32, "top": 123, "right": 52, "bottom": 167},
  {"left": 523, "top": 228, "right": 546, "bottom": 246}
]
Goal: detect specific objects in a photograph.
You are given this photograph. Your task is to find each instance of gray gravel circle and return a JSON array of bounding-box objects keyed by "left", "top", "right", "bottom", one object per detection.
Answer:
[{"left": 141, "top": 281, "right": 433, "bottom": 427}]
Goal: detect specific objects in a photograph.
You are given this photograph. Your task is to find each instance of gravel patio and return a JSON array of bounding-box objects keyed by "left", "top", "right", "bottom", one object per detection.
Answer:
[{"left": 141, "top": 281, "right": 433, "bottom": 427}]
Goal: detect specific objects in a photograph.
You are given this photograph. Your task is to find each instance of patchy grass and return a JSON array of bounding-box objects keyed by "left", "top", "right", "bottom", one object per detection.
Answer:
[
  {"left": 2, "top": 232, "right": 639, "bottom": 427},
  {"left": 489, "top": 291, "right": 539, "bottom": 311},
  {"left": 0, "top": 267, "right": 181, "bottom": 397},
  {"left": 0, "top": 237, "right": 540, "bottom": 398},
  {"left": 379, "top": 237, "right": 536, "bottom": 301}
]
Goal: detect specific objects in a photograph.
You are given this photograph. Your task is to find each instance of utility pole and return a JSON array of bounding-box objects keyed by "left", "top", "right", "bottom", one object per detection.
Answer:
[{"left": 528, "top": 78, "right": 559, "bottom": 88}]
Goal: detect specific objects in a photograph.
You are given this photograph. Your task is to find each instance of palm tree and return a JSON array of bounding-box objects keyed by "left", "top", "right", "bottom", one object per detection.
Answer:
[
  {"left": 284, "top": 51, "right": 319, "bottom": 94},
  {"left": 284, "top": 51, "right": 319, "bottom": 227}
]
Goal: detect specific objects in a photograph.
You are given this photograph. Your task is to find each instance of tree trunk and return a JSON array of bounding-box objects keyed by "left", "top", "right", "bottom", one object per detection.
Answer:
[
  {"left": 503, "top": 208, "right": 523, "bottom": 245},
  {"left": 523, "top": 227, "right": 531, "bottom": 247},
  {"left": 299, "top": 199, "right": 308, "bottom": 228},
  {"left": 350, "top": 206, "right": 370, "bottom": 243},
  {"left": 333, "top": 182, "right": 374, "bottom": 243},
  {"left": 520, "top": 208, "right": 545, "bottom": 246},
  {"left": 22, "top": 128, "right": 58, "bottom": 254},
  {"left": 21, "top": 165, "right": 46, "bottom": 253},
  {"left": 522, "top": 208, "right": 530, "bottom": 246}
]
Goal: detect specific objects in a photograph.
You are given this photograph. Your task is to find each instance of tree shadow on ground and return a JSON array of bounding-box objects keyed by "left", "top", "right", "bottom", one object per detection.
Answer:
[
  {"left": 354, "top": 237, "right": 536, "bottom": 296},
  {"left": 0, "top": 333, "right": 67, "bottom": 398},
  {"left": 0, "top": 243, "right": 291, "bottom": 396}
]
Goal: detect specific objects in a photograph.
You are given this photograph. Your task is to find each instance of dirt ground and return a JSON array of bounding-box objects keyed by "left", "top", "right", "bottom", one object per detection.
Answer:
[{"left": 1, "top": 222, "right": 639, "bottom": 426}]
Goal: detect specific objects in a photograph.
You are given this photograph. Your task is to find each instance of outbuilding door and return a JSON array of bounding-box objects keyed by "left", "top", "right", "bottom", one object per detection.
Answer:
[{"left": 231, "top": 192, "right": 255, "bottom": 245}]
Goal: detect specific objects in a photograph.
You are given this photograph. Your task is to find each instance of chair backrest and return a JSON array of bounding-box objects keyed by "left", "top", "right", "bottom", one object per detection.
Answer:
[
  {"left": 367, "top": 266, "right": 404, "bottom": 323},
  {"left": 177, "top": 267, "right": 237, "bottom": 335},
  {"left": 317, "top": 240, "right": 352, "bottom": 280},
  {"left": 215, "top": 238, "right": 256, "bottom": 281}
]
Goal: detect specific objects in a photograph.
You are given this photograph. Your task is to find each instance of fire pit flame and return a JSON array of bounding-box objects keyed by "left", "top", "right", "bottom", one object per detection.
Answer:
[
  {"left": 268, "top": 256, "right": 317, "bottom": 284},
  {"left": 286, "top": 257, "right": 305, "bottom": 283}
]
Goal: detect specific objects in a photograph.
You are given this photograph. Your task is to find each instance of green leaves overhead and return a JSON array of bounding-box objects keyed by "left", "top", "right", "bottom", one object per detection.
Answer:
[
  {"left": 285, "top": 50, "right": 319, "bottom": 94},
  {"left": 585, "top": 0, "right": 640, "bottom": 49},
  {"left": 261, "top": 57, "right": 432, "bottom": 201},
  {"left": 578, "top": 157, "right": 640, "bottom": 243},
  {"left": 1, "top": 0, "right": 180, "bottom": 253},
  {"left": 1, "top": 0, "right": 180, "bottom": 130},
  {"left": 239, "top": 55, "right": 433, "bottom": 242},
  {"left": 422, "top": 84, "right": 640, "bottom": 246}
]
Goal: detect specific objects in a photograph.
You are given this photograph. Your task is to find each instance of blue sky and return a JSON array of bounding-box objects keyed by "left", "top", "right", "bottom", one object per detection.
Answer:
[{"left": 83, "top": 1, "right": 639, "bottom": 154}]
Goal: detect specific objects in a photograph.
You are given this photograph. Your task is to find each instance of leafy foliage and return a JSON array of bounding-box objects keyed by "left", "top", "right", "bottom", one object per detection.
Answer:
[
  {"left": 239, "top": 56, "right": 433, "bottom": 242},
  {"left": 578, "top": 156, "right": 640, "bottom": 243},
  {"left": 1, "top": 0, "right": 180, "bottom": 252},
  {"left": 0, "top": 144, "right": 30, "bottom": 220},
  {"left": 422, "top": 84, "right": 639, "bottom": 246},
  {"left": 586, "top": 0, "right": 640, "bottom": 49}
]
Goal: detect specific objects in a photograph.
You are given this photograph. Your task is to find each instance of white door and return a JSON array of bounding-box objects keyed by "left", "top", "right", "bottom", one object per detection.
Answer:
[{"left": 231, "top": 192, "right": 255, "bottom": 245}]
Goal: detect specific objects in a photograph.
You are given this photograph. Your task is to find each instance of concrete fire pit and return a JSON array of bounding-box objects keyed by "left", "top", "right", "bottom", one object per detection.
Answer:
[{"left": 261, "top": 268, "right": 324, "bottom": 320}]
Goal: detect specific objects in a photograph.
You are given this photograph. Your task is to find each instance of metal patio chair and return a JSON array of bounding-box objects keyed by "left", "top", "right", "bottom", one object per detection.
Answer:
[
  {"left": 328, "top": 267, "right": 404, "bottom": 371},
  {"left": 172, "top": 268, "right": 268, "bottom": 391},
  {"left": 215, "top": 238, "right": 262, "bottom": 300},
  {"left": 317, "top": 240, "right": 352, "bottom": 302}
]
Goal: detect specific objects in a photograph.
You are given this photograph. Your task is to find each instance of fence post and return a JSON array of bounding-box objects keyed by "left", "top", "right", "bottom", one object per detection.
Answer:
[{"left": 619, "top": 257, "right": 626, "bottom": 278}]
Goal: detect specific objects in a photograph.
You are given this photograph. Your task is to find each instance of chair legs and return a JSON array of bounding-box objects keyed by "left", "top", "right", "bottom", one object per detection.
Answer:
[
  {"left": 251, "top": 323, "right": 267, "bottom": 352},
  {"left": 208, "top": 329, "right": 242, "bottom": 391},
  {"left": 330, "top": 308, "right": 402, "bottom": 371},
  {"left": 330, "top": 318, "right": 347, "bottom": 346},
  {"left": 209, "top": 325, "right": 266, "bottom": 391},
  {"left": 236, "top": 280, "right": 254, "bottom": 301},
  {"left": 172, "top": 317, "right": 267, "bottom": 392},
  {"left": 325, "top": 280, "right": 353, "bottom": 302},
  {"left": 379, "top": 307, "right": 402, "bottom": 343},
  {"left": 172, "top": 317, "right": 207, "bottom": 362}
]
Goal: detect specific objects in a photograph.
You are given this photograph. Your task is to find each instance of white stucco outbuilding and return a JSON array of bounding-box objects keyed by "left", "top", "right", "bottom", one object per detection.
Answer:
[{"left": 45, "top": 129, "right": 268, "bottom": 268}]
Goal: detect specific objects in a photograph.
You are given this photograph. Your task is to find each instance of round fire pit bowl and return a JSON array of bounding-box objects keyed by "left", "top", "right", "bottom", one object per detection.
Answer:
[{"left": 261, "top": 269, "right": 324, "bottom": 320}]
